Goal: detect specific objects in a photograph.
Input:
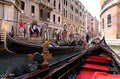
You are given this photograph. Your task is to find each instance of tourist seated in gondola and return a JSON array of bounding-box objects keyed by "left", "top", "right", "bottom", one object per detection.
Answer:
[
  {"left": 91, "top": 38, "right": 100, "bottom": 45},
  {"left": 78, "top": 39, "right": 83, "bottom": 46},
  {"left": 70, "top": 40, "right": 77, "bottom": 46},
  {"left": 11, "top": 52, "right": 44, "bottom": 77},
  {"left": 11, "top": 41, "right": 53, "bottom": 77}
]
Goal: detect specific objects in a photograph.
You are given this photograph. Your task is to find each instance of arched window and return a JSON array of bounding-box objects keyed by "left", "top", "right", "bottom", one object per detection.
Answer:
[{"left": 64, "top": 24, "right": 67, "bottom": 30}]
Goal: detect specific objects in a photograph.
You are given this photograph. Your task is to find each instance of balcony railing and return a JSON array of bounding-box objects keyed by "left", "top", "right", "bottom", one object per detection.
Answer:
[{"left": 38, "top": 0, "right": 54, "bottom": 10}]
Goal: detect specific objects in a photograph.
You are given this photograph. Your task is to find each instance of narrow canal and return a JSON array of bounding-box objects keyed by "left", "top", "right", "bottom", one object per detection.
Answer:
[
  {"left": 0, "top": 44, "right": 120, "bottom": 77},
  {"left": 0, "top": 44, "right": 79, "bottom": 76}
]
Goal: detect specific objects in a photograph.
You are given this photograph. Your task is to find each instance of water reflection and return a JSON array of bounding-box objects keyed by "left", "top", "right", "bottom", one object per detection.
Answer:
[
  {"left": 0, "top": 50, "right": 76, "bottom": 76},
  {"left": 0, "top": 45, "right": 120, "bottom": 76},
  {"left": 110, "top": 45, "right": 120, "bottom": 55},
  {"left": 0, "top": 53, "right": 32, "bottom": 76}
]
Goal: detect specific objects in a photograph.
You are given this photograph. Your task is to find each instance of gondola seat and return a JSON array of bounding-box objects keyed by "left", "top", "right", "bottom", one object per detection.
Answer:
[
  {"left": 86, "top": 56, "right": 111, "bottom": 64},
  {"left": 76, "top": 70, "right": 96, "bottom": 79},
  {"left": 82, "top": 63, "right": 109, "bottom": 71},
  {"left": 92, "top": 72, "right": 120, "bottom": 79}
]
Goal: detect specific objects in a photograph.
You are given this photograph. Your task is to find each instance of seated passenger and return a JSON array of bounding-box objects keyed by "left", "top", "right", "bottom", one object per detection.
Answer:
[
  {"left": 70, "top": 40, "right": 77, "bottom": 46},
  {"left": 78, "top": 39, "right": 83, "bottom": 46},
  {"left": 28, "top": 52, "right": 44, "bottom": 70}
]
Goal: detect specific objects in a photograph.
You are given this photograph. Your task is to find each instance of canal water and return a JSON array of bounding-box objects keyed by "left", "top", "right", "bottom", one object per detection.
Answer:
[
  {"left": 110, "top": 45, "right": 120, "bottom": 56},
  {"left": 0, "top": 44, "right": 78, "bottom": 77},
  {"left": 0, "top": 44, "right": 120, "bottom": 77}
]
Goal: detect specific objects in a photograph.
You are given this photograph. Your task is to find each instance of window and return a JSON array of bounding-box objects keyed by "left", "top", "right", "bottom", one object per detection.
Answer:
[
  {"left": 58, "top": 17, "right": 60, "bottom": 22},
  {"left": 53, "top": 14, "right": 55, "bottom": 22},
  {"left": 66, "top": 10, "right": 67, "bottom": 18},
  {"left": 80, "top": 5, "right": 81, "bottom": 9},
  {"left": 70, "top": 13, "right": 71, "bottom": 20},
  {"left": 64, "top": 8, "right": 65, "bottom": 17},
  {"left": 102, "top": 18, "right": 104, "bottom": 29},
  {"left": 40, "top": 9, "right": 43, "bottom": 18},
  {"left": 72, "top": 14, "right": 73, "bottom": 20},
  {"left": 21, "top": 1, "right": 25, "bottom": 10},
  {"left": 107, "top": 14, "right": 111, "bottom": 27},
  {"left": 31, "top": 5, "right": 35, "bottom": 13},
  {"left": 76, "top": 28, "right": 78, "bottom": 32},
  {"left": 48, "top": 0, "right": 50, "bottom": 2},
  {"left": 75, "top": 8, "right": 78, "bottom": 14},
  {"left": 70, "top": 4, "right": 73, "bottom": 10},
  {"left": 75, "top": 1, "right": 78, "bottom": 5},
  {"left": 66, "top": 0, "right": 67, "bottom": 6},
  {"left": 64, "top": 0, "right": 67, "bottom": 6},
  {"left": 80, "top": 12, "right": 82, "bottom": 16},
  {"left": 64, "top": 24, "right": 67, "bottom": 30},
  {"left": 47, "top": 12, "right": 50, "bottom": 19},
  {"left": 59, "top": 3, "right": 60, "bottom": 12},
  {"left": 54, "top": 0, "right": 56, "bottom": 8},
  {"left": 64, "top": 0, "right": 66, "bottom": 5},
  {"left": 91, "top": 19, "right": 93, "bottom": 21}
]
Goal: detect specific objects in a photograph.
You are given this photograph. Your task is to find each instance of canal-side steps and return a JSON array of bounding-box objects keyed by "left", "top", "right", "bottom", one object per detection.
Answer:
[{"left": 0, "top": 29, "right": 5, "bottom": 42}]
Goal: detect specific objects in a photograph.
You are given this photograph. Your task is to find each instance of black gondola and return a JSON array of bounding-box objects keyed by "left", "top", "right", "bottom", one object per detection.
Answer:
[{"left": 4, "top": 33, "right": 84, "bottom": 54}]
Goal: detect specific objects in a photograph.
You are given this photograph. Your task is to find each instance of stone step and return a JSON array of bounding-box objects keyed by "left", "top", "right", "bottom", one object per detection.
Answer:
[{"left": 0, "top": 30, "right": 5, "bottom": 42}]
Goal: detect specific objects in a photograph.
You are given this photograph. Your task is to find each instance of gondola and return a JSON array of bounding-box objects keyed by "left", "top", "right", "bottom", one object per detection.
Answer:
[
  {"left": 4, "top": 33, "right": 84, "bottom": 54},
  {"left": 3, "top": 37, "right": 120, "bottom": 79}
]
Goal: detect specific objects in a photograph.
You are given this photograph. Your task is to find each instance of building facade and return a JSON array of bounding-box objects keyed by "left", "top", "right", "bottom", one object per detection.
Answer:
[
  {"left": 93, "top": 17, "right": 100, "bottom": 38},
  {"left": 62, "top": 0, "right": 86, "bottom": 41},
  {"left": 100, "top": 0, "right": 120, "bottom": 39},
  {"left": 0, "top": 0, "right": 21, "bottom": 41},
  {"left": 85, "top": 11, "right": 94, "bottom": 40},
  {"left": 0, "top": 0, "right": 20, "bottom": 30},
  {"left": 19, "top": 0, "right": 63, "bottom": 40},
  {"left": 0, "top": 0, "right": 99, "bottom": 42}
]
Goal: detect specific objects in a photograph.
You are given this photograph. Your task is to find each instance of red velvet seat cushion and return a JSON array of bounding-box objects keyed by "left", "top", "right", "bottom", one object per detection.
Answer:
[
  {"left": 87, "top": 56, "right": 111, "bottom": 63},
  {"left": 82, "top": 63, "right": 109, "bottom": 70},
  {"left": 92, "top": 72, "right": 120, "bottom": 79},
  {"left": 76, "top": 70, "right": 96, "bottom": 79}
]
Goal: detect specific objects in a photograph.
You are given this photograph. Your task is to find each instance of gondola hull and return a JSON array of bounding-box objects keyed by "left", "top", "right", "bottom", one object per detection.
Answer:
[
  {"left": 4, "top": 33, "right": 83, "bottom": 54},
  {"left": 12, "top": 37, "right": 120, "bottom": 79}
]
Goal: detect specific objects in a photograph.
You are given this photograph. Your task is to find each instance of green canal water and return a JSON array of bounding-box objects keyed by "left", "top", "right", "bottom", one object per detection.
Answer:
[
  {"left": 0, "top": 44, "right": 78, "bottom": 76},
  {"left": 110, "top": 45, "right": 120, "bottom": 55},
  {"left": 0, "top": 44, "right": 120, "bottom": 77}
]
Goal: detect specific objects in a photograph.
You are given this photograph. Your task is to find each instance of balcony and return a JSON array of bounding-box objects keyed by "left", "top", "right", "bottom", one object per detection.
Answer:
[
  {"left": 0, "top": 0, "right": 13, "bottom": 5},
  {"left": 38, "top": 0, "right": 53, "bottom": 10},
  {"left": 1, "top": 0, "right": 20, "bottom": 4}
]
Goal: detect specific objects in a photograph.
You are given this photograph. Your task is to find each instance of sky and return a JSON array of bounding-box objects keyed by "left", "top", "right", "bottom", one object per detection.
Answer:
[{"left": 80, "top": 0, "right": 100, "bottom": 21}]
